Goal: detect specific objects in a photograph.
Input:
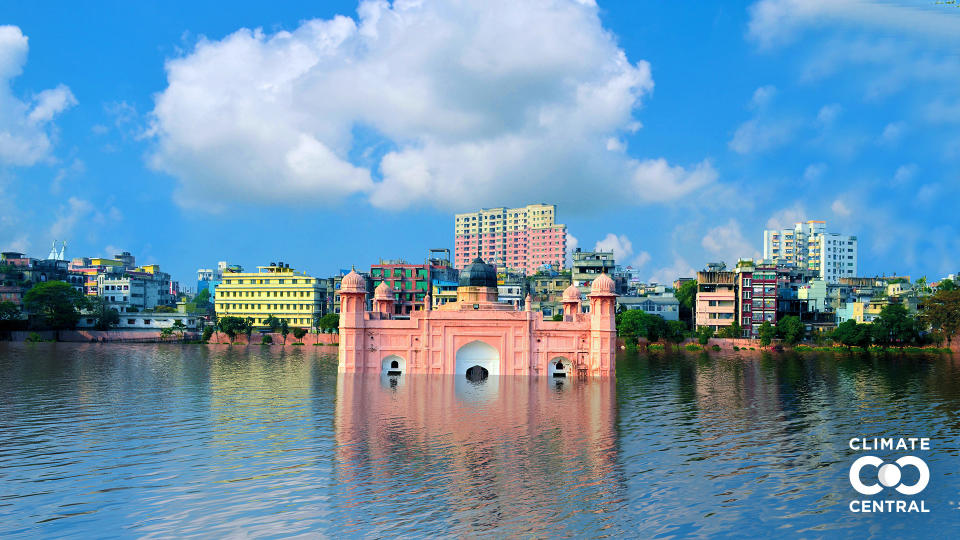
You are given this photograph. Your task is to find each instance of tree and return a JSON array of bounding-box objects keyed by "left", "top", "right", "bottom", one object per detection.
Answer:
[
  {"left": 696, "top": 325, "right": 714, "bottom": 346},
  {"left": 675, "top": 280, "right": 697, "bottom": 328},
  {"left": 665, "top": 320, "right": 687, "bottom": 348},
  {"left": 23, "top": 281, "right": 86, "bottom": 337},
  {"left": 88, "top": 296, "right": 120, "bottom": 330},
  {"left": 551, "top": 313, "right": 563, "bottom": 321},
  {"left": 717, "top": 321, "right": 741, "bottom": 339},
  {"left": 170, "top": 320, "right": 187, "bottom": 341},
  {"left": 160, "top": 327, "right": 174, "bottom": 340},
  {"left": 244, "top": 317, "right": 254, "bottom": 344},
  {"left": 280, "top": 319, "right": 290, "bottom": 346},
  {"left": 919, "top": 289, "right": 960, "bottom": 347},
  {"left": 758, "top": 321, "right": 775, "bottom": 347},
  {"left": 872, "top": 303, "right": 919, "bottom": 347},
  {"left": 218, "top": 316, "right": 247, "bottom": 342},
  {"left": 319, "top": 313, "right": 339, "bottom": 334},
  {"left": 776, "top": 315, "right": 805, "bottom": 346},
  {"left": 833, "top": 319, "right": 873, "bottom": 349},
  {"left": 938, "top": 278, "right": 957, "bottom": 292},
  {"left": 264, "top": 315, "right": 281, "bottom": 333},
  {"left": 0, "top": 301, "right": 21, "bottom": 331},
  {"left": 201, "top": 325, "right": 214, "bottom": 342},
  {"left": 645, "top": 316, "right": 665, "bottom": 343},
  {"left": 194, "top": 288, "right": 211, "bottom": 306},
  {"left": 292, "top": 327, "right": 307, "bottom": 344}
]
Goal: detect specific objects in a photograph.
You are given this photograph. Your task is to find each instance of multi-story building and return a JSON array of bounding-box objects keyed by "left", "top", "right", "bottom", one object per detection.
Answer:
[
  {"left": 763, "top": 220, "right": 857, "bottom": 282},
  {"left": 527, "top": 272, "right": 572, "bottom": 317},
  {"left": 616, "top": 295, "right": 680, "bottom": 321},
  {"left": 214, "top": 262, "right": 327, "bottom": 328},
  {"left": 695, "top": 268, "right": 736, "bottom": 332},
  {"left": 454, "top": 203, "right": 567, "bottom": 275},
  {"left": 497, "top": 272, "right": 527, "bottom": 309},
  {"left": 370, "top": 252, "right": 458, "bottom": 316},
  {"left": 734, "top": 260, "right": 778, "bottom": 338},
  {"left": 431, "top": 279, "right": 459, "bottom": 309},
  {"left": 572, "top": 249, "right": 616, "bottom": 297},
  {"left": 96, "top": 263, "right": 175, "bottom": 313},
  {"left": 197, "top": 261, "right": 242, "bottom": 296}
]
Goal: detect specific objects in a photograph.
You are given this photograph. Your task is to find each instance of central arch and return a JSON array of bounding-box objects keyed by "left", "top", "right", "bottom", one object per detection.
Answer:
[
  {"left": 548, "top": 357, "right": 570, "bottom": 378},
  {"left": 382, "top": 354, "right": 405, "bottom": 376},
  {"left": 455, "top": 340, "right": 500, "bottom": 378}
]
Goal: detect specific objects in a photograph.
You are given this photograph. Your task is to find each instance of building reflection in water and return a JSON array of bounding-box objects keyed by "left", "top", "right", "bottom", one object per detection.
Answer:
[{"left": 332, "top": 372, "right": 623, "bottom": 536}]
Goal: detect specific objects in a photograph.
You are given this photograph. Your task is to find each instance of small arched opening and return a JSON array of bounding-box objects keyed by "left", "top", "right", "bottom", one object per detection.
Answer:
[
  {"left": 382, "top": 354, "right": 405, "bottom": 377},
  {"left": 454, "top": 340, "right": 500, "bottom": 378},
  {"left": 465, "top": 365, "right": 489, "bottom": 382},
  {"left": 548, "top": 357, "right": 570, "bottom": 378}
]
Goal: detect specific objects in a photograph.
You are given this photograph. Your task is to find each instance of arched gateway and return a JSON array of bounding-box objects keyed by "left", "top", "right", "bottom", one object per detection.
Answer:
[{"left": 337, "top": 259, "right": 617, "bottom": 377}]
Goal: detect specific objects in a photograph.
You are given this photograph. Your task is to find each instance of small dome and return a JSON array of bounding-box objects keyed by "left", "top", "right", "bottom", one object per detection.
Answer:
[
  {"left": 590, "top": 272, "right": 615, "bottom": 294},
  {"left": 562, "top": 284, "right": 581, "bottom": 302},
  {"left": 459, "top": 257, "right": 497, "bottom": 288},
  {"left": 341, "top": 270, "right": 366, "bottom": 293},
  {"left": 374, "top": 280, "right": 393, "bottom": 300}
]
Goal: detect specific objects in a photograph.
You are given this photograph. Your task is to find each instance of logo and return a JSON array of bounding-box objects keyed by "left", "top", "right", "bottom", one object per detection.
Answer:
[
  {"left": 847, "top": 437, "right": 931, "bottom": 513},
  {"left": 849, "top": 455, "right": 929, "bottom": 495}
]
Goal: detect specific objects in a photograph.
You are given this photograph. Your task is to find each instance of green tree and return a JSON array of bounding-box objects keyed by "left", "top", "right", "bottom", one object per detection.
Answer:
[
  {"left": 717, "top": 321, "right": 741, "bottom": 339},
  {"left": 264, "top": 315, "right": 281, "bottom": 333},
  {"left": 88, "top": 296, "right": 120, "bottom": 330},
  {"left": 292, "top": 327, "right": 307, "bottom": 343},
  {"left": 665, "top": 320, "right": 687, "bottom": 348},
  {"left": 758, "top": 321, "right": 775, "bottom": 347},
  {"left": 776, "top": 315, "right": 805, "bottom": 345},
  {"left": 871, "top": 303, "right": 919, "bottom": 347},
  {"left": 675, "top": 280, "right": 697, "bottom": 327},
  {"left": 833, "top": 319, "right": 873, "bottom": 349},
  {"left": 172, "top": 320, "right": 188, "bottom": 342},
  {"left": 938, "top": 278, "right": 957, "bottom": 292},
  {"left": 696, "top": 325, "right": 714, "bottom": 346},
  {"left": 244, "top": 317, "right": 254, "bottom": 344},
  {"left": 645, "top": 315, "right": 665, "bottom": 343},
  {"left": 551, "top": 313, "right": 563, "bottom": 321},
  {"left": 280, "top": 319, "right": 290, "bottom": 346},
  {"left": 919, "top": 289, "right": 960, "bottom": 347},
  {"left": 218, "top": 316, "right": 247, "bottom": 342},
  {"left": 201, "top": 325, "right": 214, "bottom": 342},
  {"left": 23, "top": 281, "right": 87, "bottom": 337},
  {"left": 319, "top": 313, "right": 339, "bottom": 334},
  {"left": 194, "top": 288, "right": 211, "bottom": 306}
]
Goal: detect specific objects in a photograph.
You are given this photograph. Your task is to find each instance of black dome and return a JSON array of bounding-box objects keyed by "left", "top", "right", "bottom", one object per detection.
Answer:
[{"left": 459, "top": 257, "right": 497, "bottom": 288}]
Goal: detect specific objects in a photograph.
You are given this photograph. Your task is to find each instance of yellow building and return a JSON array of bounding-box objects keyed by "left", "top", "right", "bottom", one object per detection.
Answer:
[{"left": 214, "top": 263, "right": 326, "bottom": 328}]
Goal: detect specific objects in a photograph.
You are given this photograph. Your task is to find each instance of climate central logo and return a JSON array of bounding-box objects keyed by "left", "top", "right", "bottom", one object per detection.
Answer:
[{"left": 847, "top": 437, "right": 931, "bottom": 513}]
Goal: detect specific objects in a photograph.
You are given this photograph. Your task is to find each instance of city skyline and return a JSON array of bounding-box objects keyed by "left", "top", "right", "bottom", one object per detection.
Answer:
[{"left": 1, "top": 1, "right": 958, "bottom": 285}]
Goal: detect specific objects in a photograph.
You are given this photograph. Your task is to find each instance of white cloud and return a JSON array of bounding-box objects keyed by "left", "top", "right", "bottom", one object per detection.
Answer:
[
  {"left": 630, "top": 158, "right": 717, "bottom": 201},
  {"left": 648, "top": 255, "right": 695, "bottom": 285},
  {"left": 747, "top": 0, "right": 960, "bottom": 51},
  {"left": 594, "top": 233, "right": 633, "bottom": 260},
  {"left": 803, "top": 163, "right": 826, "bottom": 181},
  {"left": 565, "top": 233, "right": 579, "bottom": 266},
  {"left": 631, "top": 250, "right": 651, "bottom": 268},
  {"left": 50, "top": 197, "right": 94, "bottom": 239},
  {"left": 147, "top": 1, "right": 706, "bottom": 211},
  {"left": 0, "top": 26, "right": 76, "bottom": 167},
  {"left": 729, "top": 117, "right": 795, "bottom": 154},
  {"left": 893, "top": 164, "right": 917, "bottom": 185},
  {"left": 765, "top": 205, "right": 807, "bottom": 230},
  {"left": 700, "top": 219, "right": 759, "bottom": 265},
  {"left": 817, "top": 103, "right": 842, "bottom": 126},
  {"left": 831, "top": 199, "right": 851, "bottom": 217},
  {"left": 751, "top": 85, "right": 777, "bottom": 109},
  {"left": 880, "top": 122, "right": 904, "bottom": 144}
]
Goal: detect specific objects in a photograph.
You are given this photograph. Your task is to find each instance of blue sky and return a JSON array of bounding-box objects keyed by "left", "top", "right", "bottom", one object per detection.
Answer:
[{"left": 1, "top": 0, "right": 958, "bottom": 288}]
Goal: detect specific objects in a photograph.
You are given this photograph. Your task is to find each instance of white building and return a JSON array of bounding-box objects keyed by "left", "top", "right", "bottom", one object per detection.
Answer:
[
  {"left": 78, "top": 312, "right": 199, "bottom": 331},
  {"left": 763, "top": 220, "right": 857, "bottom": 282},
  {"left": 97, "top": 273, "right": 170, "bottom": 313},
  {"left": 616, "top": 295, "right": 680, "bottom": 321}
]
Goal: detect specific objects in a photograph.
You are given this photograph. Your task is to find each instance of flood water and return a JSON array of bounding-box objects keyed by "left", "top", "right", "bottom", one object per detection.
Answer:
[{"left": 1, "top": 343, "right": 958, "bottom": 538}]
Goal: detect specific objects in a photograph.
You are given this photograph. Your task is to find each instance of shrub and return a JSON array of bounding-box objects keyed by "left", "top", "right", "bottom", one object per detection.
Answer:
[
  {"left": 261, "top": 334, "right": 273, "bottom": 345},
  {"left": 648, "top": 343, "right": 665, "bottom": 351},
  {"left": 732, "top": 346, "right": 739, "bottom": 351},
  {"left": 711, "top": 344, "right": 721, "bottom": 351},
  {"left": 684, "top": 343, "right": 702, "bottom": 351},
  {"left": 201, "top": 326, "right": 214, "bottom": 342},
  {"left": 25, "top": 332, "right": 46, "bottom": 343}
]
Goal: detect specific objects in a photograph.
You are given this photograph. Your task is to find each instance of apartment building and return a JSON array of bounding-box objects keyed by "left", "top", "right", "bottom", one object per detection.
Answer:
[
  {"left": 370, "top": 253, "right": 458, "bottom": 316},
  {"left": 734, "top": 260, "right": 778, "bottom": 338},
  {"left": 695, "top": 268, "right": 737, "bottom": 332},
  {"left": 454, "top": 203, "right": 567, "bottom": 275},
  {"left": 572, "top": 249, "right": 616, "bottom": 297},
  {"left": 763, "top": 220, "right": 857, "bottom": 282},
  {"left": 214, "top": 262, "right": 326, "bottom": 328}
]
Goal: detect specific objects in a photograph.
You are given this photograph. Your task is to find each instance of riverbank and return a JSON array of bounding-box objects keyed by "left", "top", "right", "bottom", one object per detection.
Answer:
[
  {"left": 5, "top": 329, "right": 340, "bottom": 345},
  {"left": 618, "top": 336, "right": 957, "bottom": 355}
]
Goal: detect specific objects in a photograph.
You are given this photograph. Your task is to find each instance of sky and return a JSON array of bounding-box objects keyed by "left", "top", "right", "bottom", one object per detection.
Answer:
[{"left": 1, "top": 0, "right": 958, "bottom": 288}]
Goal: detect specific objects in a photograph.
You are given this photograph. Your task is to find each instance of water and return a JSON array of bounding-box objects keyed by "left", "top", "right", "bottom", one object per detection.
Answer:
[{"left": 1, "top": 343, "right": 958, "bottom": 538}]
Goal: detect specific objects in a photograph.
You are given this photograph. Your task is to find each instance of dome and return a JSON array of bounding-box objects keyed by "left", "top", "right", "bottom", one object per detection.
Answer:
[
  {"left": 562, "top": 284, "right": 581, "bottom": 302},
  {"left": 458, "top": 257, "right": 497, "bottom": 288},
  {"left": 374, "top": 280, "right": 393, "bottom": 300},
  {"left": 341, "top": 270, "right": 366, "bottom": 293},
  {"left": 590, "top": 272, "right": 616, "bottom": 295}
]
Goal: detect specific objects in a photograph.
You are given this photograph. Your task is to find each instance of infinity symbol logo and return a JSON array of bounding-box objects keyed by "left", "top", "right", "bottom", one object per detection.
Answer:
[{"left": 849, "top": 455, "right": 929, "bottom": 496}]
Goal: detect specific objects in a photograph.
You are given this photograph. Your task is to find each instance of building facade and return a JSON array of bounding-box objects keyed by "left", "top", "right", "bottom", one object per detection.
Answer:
[
  {"left": 454, "top": 203, "right": 567, "bottom": 275},
  {"left": 370, "top": 256, "right": 458, "bottom": 316},
  {"left": 572, "top": 249, "right": 616, "bottom": 297},
  {"left": 338, "top": 259, "right": 617, "bottom": 377},
  {"left": 763, "top": 220, "right": 857, "bottom": 282},
  {"left": 616, "top": 295, "right": 680, "bottom": 321},
  {"left": 214, "top": 262, "right": 326, "bottom": 328},
  {"left": 695, "top": 269, "right": 736, "bottom": 332}
]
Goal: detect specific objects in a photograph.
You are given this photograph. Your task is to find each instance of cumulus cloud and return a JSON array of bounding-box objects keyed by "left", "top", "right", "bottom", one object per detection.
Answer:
[
  {"left": 565, "top": 232, "right": 579, "bottom": 267},
  {"left": 147, "top": 0, "right": 716, "bottom": 211},
  {"left": 630, "top": 158, "right": 717, "bottom": 201},
  {"left": 701, "top": 219, "right": 759, "bottom": 265},
  {"left": 831, "top": 199, "right": 851, "bottom": 217},
  {"left": 729, "top": 117, "right": 796, "bottom": 154},
  {"left": 0, "top": 26, "right": 77, "bottom": 167},
  {"left": 648, "top": 255, "right": 695, "bottom": 285},
  {"left": 765, "top": 205, "right": 807, "bottom": 230},
  {"left": 594, "top": 233, "right": 633, "bottom": 259}
]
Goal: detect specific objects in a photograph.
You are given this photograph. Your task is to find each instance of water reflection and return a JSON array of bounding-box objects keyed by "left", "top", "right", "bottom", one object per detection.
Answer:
[{"left": 331, "top": 373, "right": 621, "bottom": 536}]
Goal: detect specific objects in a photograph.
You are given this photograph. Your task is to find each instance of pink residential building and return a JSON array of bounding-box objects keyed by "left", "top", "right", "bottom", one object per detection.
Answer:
[
  {"left": 338, "top": 258, "right": 617, "bottom": 378},
  {"left": 454, "top": 203, "right": 567, "bottom": 275}
]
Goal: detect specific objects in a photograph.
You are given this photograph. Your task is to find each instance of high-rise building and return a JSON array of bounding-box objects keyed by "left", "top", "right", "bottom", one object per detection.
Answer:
[
  {"left": 214, "top": 262, "right": 326, "bottom": 328},
  {"left": 454, "top": 203, "right": 567, "bottom": 275},
  {"left": 763, "top": 220, "right": 857, "bottom": 282}
]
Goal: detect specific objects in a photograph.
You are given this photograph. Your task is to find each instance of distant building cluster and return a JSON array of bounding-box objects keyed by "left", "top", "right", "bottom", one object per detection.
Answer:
[
  {"left": 763, "top": 220, "right": 858, "bottom": 282},
  {"left": 454, "top": 203, "right": 567, "bottom": 275}
]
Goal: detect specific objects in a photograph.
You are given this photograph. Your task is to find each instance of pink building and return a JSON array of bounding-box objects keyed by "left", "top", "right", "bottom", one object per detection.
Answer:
[
  {"left": 454, "top": 204, "right": 567, "bottom": 275},
  {"left": 338, "top": 258, "right": 617, "bottom": 378}
]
